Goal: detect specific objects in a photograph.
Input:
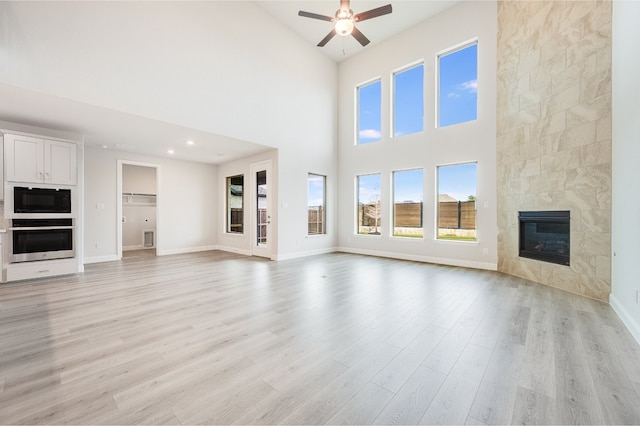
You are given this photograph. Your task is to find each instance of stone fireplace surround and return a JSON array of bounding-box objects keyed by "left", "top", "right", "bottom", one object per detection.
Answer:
[{"left": 496, "top": 1, "right": 612, "bottom": 301}]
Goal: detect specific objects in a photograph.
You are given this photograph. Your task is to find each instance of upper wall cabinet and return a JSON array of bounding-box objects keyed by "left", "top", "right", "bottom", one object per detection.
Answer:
[{"left": 4, "top": 134, "right": 77, "bottom": 185}]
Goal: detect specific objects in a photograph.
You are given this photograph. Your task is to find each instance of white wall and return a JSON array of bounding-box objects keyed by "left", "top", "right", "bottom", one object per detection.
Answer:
[
  {"left": 611, "top": 0, "right": 640, "bottom": 344},
  {"left": 84, "top": 147, "right": 217, "bottom": 263},
  {"left": 336, "top": 1, "right": 498, "bottom": 270},
  {"left": 123, "top": 164, "right": 156, "bottom": 194}
]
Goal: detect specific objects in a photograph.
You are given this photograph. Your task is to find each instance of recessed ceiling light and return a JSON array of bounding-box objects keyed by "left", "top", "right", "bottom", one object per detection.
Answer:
[
  {"left": 186, "top": 140, "right": 195, "bottom": 146},
  {"left": 168, "top": 149, "right": 175, "bottom": 154},
  {"left": 216, "top": 153, "right": 225, "bottom": 157},
  {"left": 101, "top": 145, "right": 108, "bottom": 149}
]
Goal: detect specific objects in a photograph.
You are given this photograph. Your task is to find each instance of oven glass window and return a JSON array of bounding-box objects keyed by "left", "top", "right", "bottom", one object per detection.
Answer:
[
  {"left": 14, "top": 187, "right": 72, "bottom": 214},
  {"left": 13, "top": 229, "right": 73, "bottom": 254}
]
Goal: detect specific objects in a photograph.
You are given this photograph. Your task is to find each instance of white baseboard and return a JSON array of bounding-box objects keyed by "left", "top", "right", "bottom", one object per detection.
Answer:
[
  {"left": 274, "top": 247, "right": 337, "bottom": 261},
  {"left": 215, "top": 246, "right": 252, "bottom": 257},
  {"left": 83, "top": 255, "right": 119, "bottom": 264},
  {"left": 156, "top": 245, "right": 217, "bottom": 256},
  {"left": 610, "top": 293, "right": 640, "bottom": 346},
  {"left": 336, "top": 246, "right": 498, "bottom": 271},
  {"left": 123, "top": 245, "right": 144, "bottom": 251}
]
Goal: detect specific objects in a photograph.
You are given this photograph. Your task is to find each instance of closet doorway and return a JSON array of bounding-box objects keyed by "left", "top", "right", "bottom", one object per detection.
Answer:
[{"left": 117, "top": 160, "right": 159, "bottom": 259}]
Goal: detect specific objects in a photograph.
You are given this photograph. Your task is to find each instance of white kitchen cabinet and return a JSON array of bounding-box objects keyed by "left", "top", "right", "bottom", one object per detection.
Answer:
[{"left": 4, "top": 133, "right": 77, "bottom": 185}]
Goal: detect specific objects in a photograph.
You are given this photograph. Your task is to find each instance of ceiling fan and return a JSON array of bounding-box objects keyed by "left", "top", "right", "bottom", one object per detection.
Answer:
[{"left": 298, "top": 0, "right": 393, "bottom": 47}]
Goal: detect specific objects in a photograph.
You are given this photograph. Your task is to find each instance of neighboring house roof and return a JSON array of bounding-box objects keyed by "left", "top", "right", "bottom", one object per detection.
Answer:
[
  {"left": 438, "top": 194, "right": 458, "bottom": 202},
  {"left": 229, "top": 185, "right": 266, "bottom": 198},
  {"left": 230, "top": 185, "right": 243, "bottom": 196}
]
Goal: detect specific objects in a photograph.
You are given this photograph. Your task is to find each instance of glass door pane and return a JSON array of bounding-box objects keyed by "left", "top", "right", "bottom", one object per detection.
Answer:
[{"left": 256, "top": 170, "right": 267, "bottom": 246}]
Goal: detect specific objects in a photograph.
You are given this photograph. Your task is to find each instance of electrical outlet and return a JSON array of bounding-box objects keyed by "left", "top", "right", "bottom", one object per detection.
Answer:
[
  {"left": 95, "top": 243, "right": 102, "bottom": 249},
  {"left": 482, "top": 248, "right": 489, "bottom": 255},
  {"left": 636, "top": 289, "right": 639, "bottom": 304}
]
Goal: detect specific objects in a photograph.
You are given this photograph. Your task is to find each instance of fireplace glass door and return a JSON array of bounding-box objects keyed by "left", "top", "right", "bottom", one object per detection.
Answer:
[{"left": 519, "top": 211, "right": 570, "bottom": 266}]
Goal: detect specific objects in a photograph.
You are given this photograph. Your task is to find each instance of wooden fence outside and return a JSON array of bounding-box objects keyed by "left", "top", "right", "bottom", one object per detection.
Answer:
[
  {"left": 357, "top": 201, "right": 476, "bottom": 229},
  {"left": 438, "top": 201, "right": 476, "bottom": 229},
  {"left": 308, "top": 206, "right": 324, "bottom": 234}
]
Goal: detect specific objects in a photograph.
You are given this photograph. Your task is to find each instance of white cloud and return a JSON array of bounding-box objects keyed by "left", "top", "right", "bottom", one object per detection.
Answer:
[
  {"left": 359, "top": 129, "right": 381, "bottom": 140},
  {"left": 459, "top": 79, "right": 478, "bottom": 93},
  {"left": 447, "top": 92, "right": 461, "bottom": 98}
]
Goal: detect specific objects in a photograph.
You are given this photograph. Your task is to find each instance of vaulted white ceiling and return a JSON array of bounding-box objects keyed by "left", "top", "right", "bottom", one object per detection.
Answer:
[
  {"left": 257, "top": 1, "right": 458, "bottom": 62},
  {"left": 0, "top": 1, "right": 458, "bottom": 164}
]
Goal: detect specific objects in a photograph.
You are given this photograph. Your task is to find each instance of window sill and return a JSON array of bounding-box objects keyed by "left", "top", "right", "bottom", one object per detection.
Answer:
[
  {"left": 223, "top": 232, "right": 246, "bottom": 238},
  {"left": 433, "top": 238, "right": 479, "bottom": 245},
  {"left": 353, "top": 233, "right": 383, "bottom": 239}
]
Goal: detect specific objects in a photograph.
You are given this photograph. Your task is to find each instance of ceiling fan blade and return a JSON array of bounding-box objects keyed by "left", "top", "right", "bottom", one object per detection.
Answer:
[
  {"left": 351, "top": 26, "right": 370, "bottom": 47},
  {"left": 340, "top": 0, "right": 350, "bottom": 10},
  {"left": 318, "top": 29, "right": 337, "bottom": 47},
  {"left": 354, "top": 4, "right": 392, "bottom": 22},
  {"left": 298, "top": 10, "right": 334, "bottom": 22}
]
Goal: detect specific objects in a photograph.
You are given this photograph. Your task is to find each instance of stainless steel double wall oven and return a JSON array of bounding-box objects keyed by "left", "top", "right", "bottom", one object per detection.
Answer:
[{"left": 8, "top": 186, "right": 75, "bottom": 263}]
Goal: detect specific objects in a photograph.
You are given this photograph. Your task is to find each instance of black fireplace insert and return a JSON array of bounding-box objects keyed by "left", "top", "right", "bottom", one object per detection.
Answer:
[{"left": 519, "top": 211, "right": 570, "bottom": 266}]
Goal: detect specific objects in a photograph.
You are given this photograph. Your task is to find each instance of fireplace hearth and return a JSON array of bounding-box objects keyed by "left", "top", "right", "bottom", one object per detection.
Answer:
[{"left": 519, "top": 211, "right": 570, "bottom": 266}]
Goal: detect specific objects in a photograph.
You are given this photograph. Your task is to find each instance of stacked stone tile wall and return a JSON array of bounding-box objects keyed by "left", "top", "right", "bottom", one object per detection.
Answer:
[{"left": 497, "top": 1, "right": 612, "bottom": 301}]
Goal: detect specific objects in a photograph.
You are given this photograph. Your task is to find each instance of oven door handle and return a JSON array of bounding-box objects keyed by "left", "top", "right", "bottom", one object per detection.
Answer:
[{"left": 9, "top": 226, "right": 75, "bottom": 231}]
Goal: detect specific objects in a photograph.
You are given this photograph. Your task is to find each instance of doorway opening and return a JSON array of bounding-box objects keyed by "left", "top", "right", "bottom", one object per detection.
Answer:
[{"left": 117, "top": 161, "right": 160, "bottom": 260}]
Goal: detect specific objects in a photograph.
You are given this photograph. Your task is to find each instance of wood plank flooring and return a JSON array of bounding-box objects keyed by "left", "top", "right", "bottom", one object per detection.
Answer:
[{"left": 1, "top": 250, "right": 640, "bottom": 425}]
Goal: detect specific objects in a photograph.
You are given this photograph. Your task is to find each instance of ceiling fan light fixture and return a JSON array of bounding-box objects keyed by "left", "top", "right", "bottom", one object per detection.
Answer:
[
  {"left": 299, "top": 2, "right": 392, "bottom": 47},
  {"left": 335, "top": 18, "right": 354, "bottom": 36}
]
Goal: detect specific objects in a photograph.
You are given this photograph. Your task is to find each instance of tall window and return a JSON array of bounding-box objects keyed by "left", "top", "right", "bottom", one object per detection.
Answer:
[
  {"left": 393, "top": 169, "right": 424, "bottom": 238},
  {"left": 357, "top": 173, "right": 382, "bottom": 235},
  {"left": 393, "top": 63, "right": 424, "bottom": 137},
  {"left": 438, "top": 42, "right": 478, "bottom": 127},
  {"left": 308, "top": 174, "right": 326, "bottom": 235},
  {"left": 226, "top": 175, "right": 244, "bottom": 234},
  {"left": 357, "top": 79, "right": 382, "bottom": 144},
  {"left": 437, "top": 162, "right": 477, "bottom": 241}
]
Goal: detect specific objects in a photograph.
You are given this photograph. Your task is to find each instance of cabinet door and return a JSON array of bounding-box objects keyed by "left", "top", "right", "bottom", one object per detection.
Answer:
[
  {"left": 4, "top": 134, "right": 44, "bottom": 183},
  {"left": 44, "top": 140, "right": 77, "bottom": 185}
]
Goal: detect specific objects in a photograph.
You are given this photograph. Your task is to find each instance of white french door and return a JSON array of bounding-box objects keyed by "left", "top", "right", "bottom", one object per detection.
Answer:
[{"left": 250, "top": 160, "right": 273, "bottom": 259}]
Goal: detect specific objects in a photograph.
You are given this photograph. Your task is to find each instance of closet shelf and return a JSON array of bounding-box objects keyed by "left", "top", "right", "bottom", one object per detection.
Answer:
[{"left": 123, "top": 193, "right": 156, "bottom": 206}]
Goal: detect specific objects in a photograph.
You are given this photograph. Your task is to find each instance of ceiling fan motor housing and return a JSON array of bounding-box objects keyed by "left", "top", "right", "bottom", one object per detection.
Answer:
[{"left": 335, "top": 8, "right": 354, "bottom": 36}]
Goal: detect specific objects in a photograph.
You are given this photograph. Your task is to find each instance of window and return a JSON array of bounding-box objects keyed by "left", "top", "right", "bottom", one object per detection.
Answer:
[
  {"left": 393, "top": 63, "right": 424, "bottom": 137},
  {"left": 438, "top": 42, "right": 478, "bottom": 127},
  {"left": 226, "top": 175, "right": 244, "bottom": 233},
  {"left": 357, "top": 79, "right": 382, "bottom": 144},
  {"left": 357, "top": 174, "right": 382, "bottom": 235},
  {"left": 308, "top": 174, "right": 326, "bottom": 235},
  {"left": 437, "top": 162, "right": 477, "bottom": 241},
  {"left": 393, "top": 169, "right": 424, "bottom": 238}
]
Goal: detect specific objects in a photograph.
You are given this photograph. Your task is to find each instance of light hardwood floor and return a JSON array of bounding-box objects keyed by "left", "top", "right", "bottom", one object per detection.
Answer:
[{"left": 1, "top": 250, "right": 639, "bottom": 425}]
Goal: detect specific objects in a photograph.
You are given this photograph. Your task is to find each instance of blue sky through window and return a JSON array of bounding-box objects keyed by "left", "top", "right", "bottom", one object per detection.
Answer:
[
  {"left": 394, "top": 64, "right": 424, "bottom": 137},
  {"left": 308, "top": 174, "right": 325, "bottom": 207},
  {"left": 358, "top": 173, "right": 381, "bottom": 204},
  {"left": 394, "top": 169, "right": 423, "bottom": 203},
  {"left": 358, "top": 80, "right": 381, "bottom": 144},
  {"left": 438, "top": 162, "right": 477, "bottom": 201},
  {"left": 439, "top": 43, "right": 478, "bottom": 127}
]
